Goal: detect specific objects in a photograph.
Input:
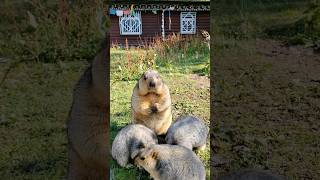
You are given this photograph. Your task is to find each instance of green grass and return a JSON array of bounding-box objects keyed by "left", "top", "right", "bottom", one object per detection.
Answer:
[
  {"left": 110, "top": 48, "right": 210, "bottom": 179},
  {"left": 2, "top": 0, "right": 319, "bottom": 179},
  {"left": 0, "top": 1, "right": 106, "bottom": 178},
  {"left": 0, "top": 61, "right": 88, "bottom": 179},
  {"left": 0, "top": 0, "right": 106, "bottom": 63},
  {"left": 0, "top": 1, "right": 211, "bottom": 179},
  {"left": 212, "top": 1, "right": 310, "bottom": 40}
]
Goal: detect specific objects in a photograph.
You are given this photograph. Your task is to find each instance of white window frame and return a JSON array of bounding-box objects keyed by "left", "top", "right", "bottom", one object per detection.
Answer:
[
  {"left": 119, "top": 11, "right": 142, "bottom": 35},
  {"left": 180, "top": 12, "right": 197, "bottom": 34}
]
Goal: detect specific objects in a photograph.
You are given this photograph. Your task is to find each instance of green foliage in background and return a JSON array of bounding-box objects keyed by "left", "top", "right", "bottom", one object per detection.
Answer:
[
  {"left": 266, "top": 1, "right": 320, "bottom": 46},
  {"left": 213, "top": 0, "right": 320, "bottom": 49},
  {"left": 111, "top": 35, "right": 210, "bottom": 81},
  {"left": 0, "top": 0, "right": 108, "bottom": 63}
]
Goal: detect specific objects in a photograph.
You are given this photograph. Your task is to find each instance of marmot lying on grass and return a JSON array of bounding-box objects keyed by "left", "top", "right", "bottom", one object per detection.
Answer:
[
  {"left": 67, "top": 37, "right": 109, "bottom": 179},
  {"left": 217, "top": 169, "right": 284, "bottom": 180},
  {"left": 131, "top": 70, "right": 172, "bottom": 135},
  {"left": 165, "top": 115, "right": 208, "bottom": 150},
  {"left": 133, "top": 144, "right": 206, "bottom": 180},
  {"left": 111, "top": 124, "right": 158, "bottom": 167}
]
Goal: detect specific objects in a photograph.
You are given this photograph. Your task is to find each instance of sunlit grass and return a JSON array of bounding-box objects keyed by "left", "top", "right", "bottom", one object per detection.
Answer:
[{"left": 110, "top": 49, "right": 210, "bottom": 180}]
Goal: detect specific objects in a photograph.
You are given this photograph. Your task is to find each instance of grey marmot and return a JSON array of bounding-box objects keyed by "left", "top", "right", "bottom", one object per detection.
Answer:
[
  {"left": 111, "top": 124, "right": 158, "bottom": 167},
  {"left": 165, "top": 115, "right": 208, "bottom": 150},
  {"left": 217, "top": 169, "right": 284, "bottom": 180},
  {"left": 133, "top": 144, "right": 206, "bottom": 180},
  {"left": 131, "top": 70, "right": 172, "bottom": 135}
]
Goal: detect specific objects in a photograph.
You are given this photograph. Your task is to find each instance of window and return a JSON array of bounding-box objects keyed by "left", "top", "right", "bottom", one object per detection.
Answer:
[
  {"left": 119, "top": 11, "right": 142, "bottom": 35},
  {"left": 180, "top": 12, "right": 196, "bottom": 34}
]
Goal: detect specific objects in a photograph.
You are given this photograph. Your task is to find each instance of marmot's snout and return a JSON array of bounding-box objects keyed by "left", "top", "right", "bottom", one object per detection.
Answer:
[
  {"left": 149, "top": 81, "right": 156, "bottom": 88},
  {"left": 150, "top": 106, "right": 158, "bottom": 113}
]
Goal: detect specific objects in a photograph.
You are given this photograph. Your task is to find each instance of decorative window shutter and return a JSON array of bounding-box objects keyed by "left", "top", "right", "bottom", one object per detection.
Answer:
[
  {"left": 180, "top": 12, "right": 196, "bottom": 34},
  {"left": 119, "top": 11, "right": 142, "bottom": 35}
]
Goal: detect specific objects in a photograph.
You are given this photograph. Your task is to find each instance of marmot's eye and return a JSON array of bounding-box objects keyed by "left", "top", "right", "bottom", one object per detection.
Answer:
[
  {"left": 143, "top": 75, "right": 147, "bottom": 80},
  {"left": 140, "top": 157, "right": 145, "bottom": 160},
  {"left": 138, "top": 143, "right": 145, "bottom": 148}
]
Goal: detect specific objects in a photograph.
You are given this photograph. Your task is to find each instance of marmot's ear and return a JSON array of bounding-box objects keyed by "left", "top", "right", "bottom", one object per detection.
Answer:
[{"left": 151, "top": 151, "right": 158, "bottom": 159}]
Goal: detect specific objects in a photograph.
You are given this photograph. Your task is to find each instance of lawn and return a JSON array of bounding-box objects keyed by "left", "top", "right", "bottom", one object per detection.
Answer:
[
  {"left": 1, "top": 0, "right": 319, "bottom": 179},
  {"left": 0, "top": 37, "right": 210, "bottom": 179},
  {"left": 110, "top": 47, "right": 211, "bottom": 180},
  {"left": 0, "top": 61, "right": 88, "bottom": 179},
  {"left": 0, "top": 1, "right": 211, "bottom": 178}
]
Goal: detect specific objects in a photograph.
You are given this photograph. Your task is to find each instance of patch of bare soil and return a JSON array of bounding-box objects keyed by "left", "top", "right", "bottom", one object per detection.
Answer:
[{"left": 213, "top": 39, "right": 320, "bottom": 179}]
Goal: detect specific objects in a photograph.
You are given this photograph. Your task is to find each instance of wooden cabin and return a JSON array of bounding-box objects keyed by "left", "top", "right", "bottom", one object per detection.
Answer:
[{"left": 109, "top": 0, "right": 210, "bottom": 47}]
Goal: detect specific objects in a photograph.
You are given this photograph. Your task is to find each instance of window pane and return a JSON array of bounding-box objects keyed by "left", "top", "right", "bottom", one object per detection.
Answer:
[
  {"left": 119, "top": 11, "right": 142, "bottom": 35},
  {"left": 180, "top": 12, "right": 196, "bottom": 34}
]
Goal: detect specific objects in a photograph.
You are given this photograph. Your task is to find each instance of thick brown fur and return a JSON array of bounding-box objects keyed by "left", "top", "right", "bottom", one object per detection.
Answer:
[
  {"left": 67, "top": 33, "right": 109, "bottom": 179},
  {"left": 131, "top": 70, "right": 172, "bottom": 135}
]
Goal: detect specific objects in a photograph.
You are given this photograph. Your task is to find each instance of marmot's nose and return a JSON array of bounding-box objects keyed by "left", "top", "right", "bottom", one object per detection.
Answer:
[{"left": 149, "top": 81, "right": 155, "bottom": 88}]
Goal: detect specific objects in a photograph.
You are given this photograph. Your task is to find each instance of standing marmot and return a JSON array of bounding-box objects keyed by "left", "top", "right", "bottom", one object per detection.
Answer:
[
  {"left": 133, "top": 144, "right": 206, "bottom": 180},
  {"left": 131, "top": 70, "right": 172, "bottom": 135},
  {"left": 67, "top": 36, "right": 109, "bottom": 179},
  {"left": 165, "top": 115, "right": 208, "bottom": 150},
  {"left": 111, "top": 124, "right": 158, "bottom": 167}
]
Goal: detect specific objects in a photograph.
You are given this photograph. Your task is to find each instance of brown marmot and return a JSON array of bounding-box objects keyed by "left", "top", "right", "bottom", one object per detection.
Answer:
[
  {"left": 111, "top": 124, "right": 158, "bottom": 167},
  {"left": 133, "top": 144, "right": 206, "bottom": 180},
  {"left": 67, "top": 36, "right": 109, "bottom": 179},
  {"left": 165, "top": 115, "right": 208, "bottom": 150},
  {"left": 131, "top": 70, "right": 172, "bottom": 135}
]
